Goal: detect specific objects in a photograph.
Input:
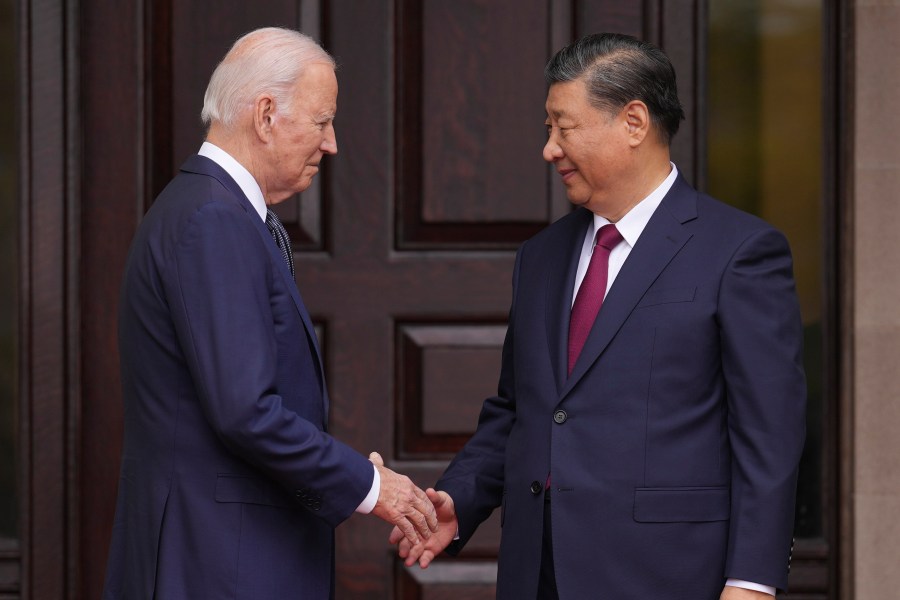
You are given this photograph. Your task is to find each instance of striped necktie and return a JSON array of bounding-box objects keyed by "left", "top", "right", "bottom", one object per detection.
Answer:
[{"left": 265, "top": 208, "right": 295, "bottom": 278}]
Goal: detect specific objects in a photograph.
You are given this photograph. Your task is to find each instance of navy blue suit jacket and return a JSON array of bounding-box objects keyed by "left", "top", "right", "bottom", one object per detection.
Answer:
[
  {"left": 103, "top": 155, "right": 373, "bottom": 599},
  {"left": 436, "top": 174, "right": 806, "bottom": 599}
]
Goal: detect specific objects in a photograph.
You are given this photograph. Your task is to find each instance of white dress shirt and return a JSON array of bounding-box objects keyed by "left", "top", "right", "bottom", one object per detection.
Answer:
[
  {"left": 571, "top": 164, "right": 677, "bottom": 303},
  {"left": 197, "top": 142, "right": 380, "bottom": 514},
  {"left": 570, "top": 163, "right": 775, "bottom": 597}
]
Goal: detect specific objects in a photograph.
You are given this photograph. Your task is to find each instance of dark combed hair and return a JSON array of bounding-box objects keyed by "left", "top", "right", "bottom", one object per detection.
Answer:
[{"left": 545, "top": 33, "right": 685, "bottom": 145}]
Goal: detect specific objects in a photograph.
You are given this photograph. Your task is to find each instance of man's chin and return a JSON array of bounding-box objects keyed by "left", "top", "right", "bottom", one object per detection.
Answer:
[
  {"left": 566, "top": 193, "right": 590, "bottom": 208},
  {"left": 293, "top": 176, "right": 315, "bottom": 195}
]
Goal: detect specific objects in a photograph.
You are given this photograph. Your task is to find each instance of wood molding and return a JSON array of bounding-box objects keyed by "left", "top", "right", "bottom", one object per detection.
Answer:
[{"left": 18, "top": 0, "right": 80, "bottom": 596}]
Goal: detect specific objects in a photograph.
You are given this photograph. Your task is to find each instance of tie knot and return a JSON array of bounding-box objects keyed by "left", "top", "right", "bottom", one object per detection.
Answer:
[{"left": 594, "top": 224, "right": 623, "bottom": 251}]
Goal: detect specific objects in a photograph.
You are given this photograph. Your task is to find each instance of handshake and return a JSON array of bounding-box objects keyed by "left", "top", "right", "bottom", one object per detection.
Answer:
[{"left": 368, "top": 452, "right": 458, "bottom": 568}]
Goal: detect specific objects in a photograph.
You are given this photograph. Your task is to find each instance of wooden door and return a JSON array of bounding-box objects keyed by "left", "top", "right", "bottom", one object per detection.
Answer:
[{"left": 22, "top": 1, "right": 709, "bottom": 598}]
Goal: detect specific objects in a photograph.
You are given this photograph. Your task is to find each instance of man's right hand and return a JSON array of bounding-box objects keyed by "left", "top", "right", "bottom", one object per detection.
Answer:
[
  {"left": 368, "top": 452, "right": 438, "bottom": 547},
  {"left": 389, "top": 488, "right": 458, "bottom": 568}
]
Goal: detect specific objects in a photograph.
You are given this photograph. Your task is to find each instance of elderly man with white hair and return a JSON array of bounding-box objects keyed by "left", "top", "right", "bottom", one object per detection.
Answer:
[{"left": 103, "top": 27, "right": 437, "bottom": 600}]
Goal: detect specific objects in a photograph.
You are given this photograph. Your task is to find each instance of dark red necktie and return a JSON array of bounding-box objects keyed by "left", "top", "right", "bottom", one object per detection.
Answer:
[{"left": 567, "top": 224, "right": 623, "bottom": 376}]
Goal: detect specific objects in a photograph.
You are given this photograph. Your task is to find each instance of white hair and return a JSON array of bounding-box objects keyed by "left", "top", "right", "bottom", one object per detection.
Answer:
[{"left": 200, "top": 27, "right": 335, "bottom": 129}]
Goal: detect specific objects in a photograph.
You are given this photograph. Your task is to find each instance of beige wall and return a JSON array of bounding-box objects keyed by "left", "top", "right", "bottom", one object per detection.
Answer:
[{"left": 853, "top": 1, "right": 900, "bottom": 597}]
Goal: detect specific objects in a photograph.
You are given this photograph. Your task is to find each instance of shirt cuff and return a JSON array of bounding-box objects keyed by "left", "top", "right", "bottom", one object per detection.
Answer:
[
  {"left": 725, "top": 579, "right": 776, "bottom": 596},
  {"left": 355, "top": 464, "right": 380, "bottom": 514}
]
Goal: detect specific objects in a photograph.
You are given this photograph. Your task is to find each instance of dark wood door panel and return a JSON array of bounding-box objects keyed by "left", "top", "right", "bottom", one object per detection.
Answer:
[
  {"left": 395, "top": 0, "right": 556, "bottom": 249},
  {"left": 396, "top": 323, "right": 506, "bottom": 458},
  {"left": 395, "top": 0, "right": 577, "bottom": 249}
]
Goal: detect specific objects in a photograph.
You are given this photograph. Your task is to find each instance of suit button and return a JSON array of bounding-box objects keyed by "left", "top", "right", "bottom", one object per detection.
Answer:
[
  {"left": 530, "top": 481, "right": 543, "bottom": 495},
  {"left": 553, "top": 410, "right": 567, "bottom": 424}
]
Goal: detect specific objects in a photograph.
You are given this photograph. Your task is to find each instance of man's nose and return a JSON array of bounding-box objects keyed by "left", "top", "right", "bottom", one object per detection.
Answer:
[
  {"left": 543, "top": 134, "right": 562, "bottom": 163},
  {"left": 322, "top": 125, "right": 338, "bottom": 155}
]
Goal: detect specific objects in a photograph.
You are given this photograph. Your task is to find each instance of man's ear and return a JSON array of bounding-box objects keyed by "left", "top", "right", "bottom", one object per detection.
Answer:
[
  {"left": 623, "top": 100, "right": 651, "bottom": 147},
  {"left": 253, "top": 94, "right": 276, "bottom": 141}
]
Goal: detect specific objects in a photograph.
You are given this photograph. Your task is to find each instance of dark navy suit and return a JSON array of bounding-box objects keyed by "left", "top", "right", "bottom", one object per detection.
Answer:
[
  {"left": 103, "top": 155, "right": 373, "bottom": 599},
  {"left": 437, "top": 174, "right": 806, "bottom": 599}
]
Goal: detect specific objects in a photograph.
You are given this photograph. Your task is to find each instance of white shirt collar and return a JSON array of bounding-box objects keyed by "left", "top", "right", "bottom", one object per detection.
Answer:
[
  {"left": 589, "top": 163, "right": 679, "bottom": 248},
  {"left": 198, "top": 141, "right": 268, "bottom": 222}
]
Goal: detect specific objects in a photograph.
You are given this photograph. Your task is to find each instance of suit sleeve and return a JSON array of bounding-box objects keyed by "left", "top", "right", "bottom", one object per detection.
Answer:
[
  {"left": 718, "top": 227, "right": 806, "bottom": 591},
  {"left": 435, "top": 242, "right": 525, "bottom": 552},
  {"left": 164, "top": 199, "right": 373, "bottom": 527}
]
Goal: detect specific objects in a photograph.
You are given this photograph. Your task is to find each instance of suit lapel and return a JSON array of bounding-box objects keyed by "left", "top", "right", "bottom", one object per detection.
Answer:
[
  {"left": 248, "top": 208, "right": 328, "bottom": 380},
  {"left": 545, "top": 210, "right": 593, "bottom": 393},
  {"left": 181, "top": 156, "right": 330, "bottom": 416},
  {"left": 248, "top": 214, "right": 333, "bottom": 424},
  {"left": 560, "top": 176, "right": 698, "bottom": 399}
]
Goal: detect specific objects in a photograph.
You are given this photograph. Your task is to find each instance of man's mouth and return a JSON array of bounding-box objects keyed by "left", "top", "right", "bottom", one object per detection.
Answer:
[{"left": 558, "top": 168, "right": 576, "bottom": 182}]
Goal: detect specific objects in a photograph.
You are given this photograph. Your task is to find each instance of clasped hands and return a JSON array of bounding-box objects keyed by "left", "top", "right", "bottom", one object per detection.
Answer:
[{"left": 368, "top": 452, "right": 457, "bottom": 568}]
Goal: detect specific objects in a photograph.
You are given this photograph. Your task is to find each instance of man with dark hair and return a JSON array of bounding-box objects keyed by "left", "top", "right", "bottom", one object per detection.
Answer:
[{"left": 390, "top": 33, "right": 805, "bottom": 599}]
